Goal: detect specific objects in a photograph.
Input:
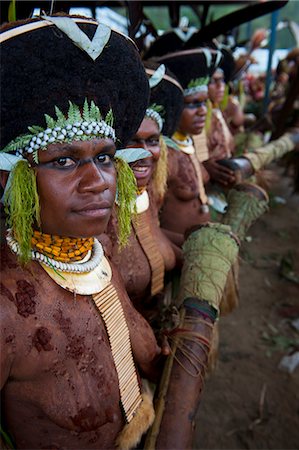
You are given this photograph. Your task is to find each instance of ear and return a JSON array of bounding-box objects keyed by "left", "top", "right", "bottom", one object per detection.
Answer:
[{"left": 0, "top": 171, "right": 9, "bottom": 190}]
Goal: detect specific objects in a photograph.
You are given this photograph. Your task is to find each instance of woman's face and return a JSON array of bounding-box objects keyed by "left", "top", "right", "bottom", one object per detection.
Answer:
[
  {"left": 208, "top": 70, "right": 225, "bottom": 105},
  {"left": 35, "top": 139, "right": 116, "bottom": 237},
  {"left": 127, "top": 117, "right": 160, "bottom": 189},
  {"left": 178, "top": 91, "right": 208, "bottom": 136}
]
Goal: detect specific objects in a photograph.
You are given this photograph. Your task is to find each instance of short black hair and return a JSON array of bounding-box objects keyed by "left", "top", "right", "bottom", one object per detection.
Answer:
[
  {"left": 1, "top": 17, "right": 149, "bottom": 149},
  {"left": 144, "top": 60, "right": 184, "bottom": 137}
]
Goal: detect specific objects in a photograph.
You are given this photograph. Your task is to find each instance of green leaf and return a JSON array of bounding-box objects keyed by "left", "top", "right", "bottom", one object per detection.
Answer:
[
  {"left": 2, "top": 135, "right": 31, "bottom": 153},
  {"left": 149, "top": 103, "right": 164, "bottom": 114},
  {"left": 73, "top": 103, "right": 81, "bottom": 122},
  {"left": 105, "top": 109, "right": 114, "bottom": 127},
  {"left": 67, "top": 102, "right": 74, "bottom": 123},
  {"left": 90, "top": 100, "right": 101, "bottom": 121},
  {"left": 67, "top": 102, "right": 81, "bottom": 123},
  {"left": 28, "top": 125, "right": 43, "bottom": 134},
  {"left": 162, "top": 136, "right": 180, "bottom": 151},
  {"left": 55, "top": 106, "right": 66, "bottom": 127},
  {"left": 44, "top": 114, "right": 55, "bottom": 128},
  {"left": 115, "top": 148, "right": 151, "bottom": 163},
  {"left": 187, "top": 77, "right": 209, "bottom": 89},
  {"left": 0, "top": 423, "right": 14, "bottom": 449},
  {"left": 82, "top": 98, "right": 90, "bottom": 122},
  {"left": 8, "top": 0, "right": 16, "bottom": 22},
  {"left": 33, "top": 150, "right": 39, "bottom": 164}
]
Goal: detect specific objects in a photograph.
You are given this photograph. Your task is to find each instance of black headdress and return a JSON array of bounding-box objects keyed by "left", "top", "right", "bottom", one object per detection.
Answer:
[
  {"left": 1, "top": 16, "right": 149, "bottom": 149},
  {"left": 144, "top": 60, "right": 184, "bottom": 137},
  {"left": 155, "top": 48, "right": 222, "bottom": 95}
]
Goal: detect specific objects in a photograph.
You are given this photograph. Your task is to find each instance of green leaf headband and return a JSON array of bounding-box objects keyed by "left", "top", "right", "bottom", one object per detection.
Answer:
[
  {"left": 2, "top": 99, "right": 116, "bottom": 164},
  {"left": 184, "top": 77, "right": 209, "bottom": 97}
]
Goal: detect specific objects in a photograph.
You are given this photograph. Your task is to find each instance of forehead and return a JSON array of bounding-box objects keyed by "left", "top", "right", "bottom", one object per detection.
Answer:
[
  {"left": 135, "top": 117, "right": 160, "bottom": 137},
  {"left": 184, "top": 91, "right": 208, "bottom": 103},
  {"left": 211, "top": 70, "right": 225, "bottom": 82}
]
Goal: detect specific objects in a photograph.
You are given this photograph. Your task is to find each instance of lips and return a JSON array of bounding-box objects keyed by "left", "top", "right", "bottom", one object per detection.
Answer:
[
  {"left": 193, "top": 119, "right": 206, "bottom": 129},
  {"left": 130, "top": 158, "right": 154, "bottom": 180},
  {"left": 74, "top": 201, "right": 112, "bottom": 218}
]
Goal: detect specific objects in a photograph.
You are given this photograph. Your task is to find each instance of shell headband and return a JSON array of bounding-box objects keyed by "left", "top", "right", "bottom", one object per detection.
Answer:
[
  {"left": 2, "top": 99, "right": 115, "bottom": 163},
  {"left": 145, "top": 105, "right": 163, "bottom": 133},
  {"left": 145, "top": 105, "right": 164, "bottom": 132}
]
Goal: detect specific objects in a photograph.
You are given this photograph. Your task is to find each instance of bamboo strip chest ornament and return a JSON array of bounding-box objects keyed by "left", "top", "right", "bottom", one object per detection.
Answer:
[{"left": 133, "top": 190, "right": 165, "bottom": 296}]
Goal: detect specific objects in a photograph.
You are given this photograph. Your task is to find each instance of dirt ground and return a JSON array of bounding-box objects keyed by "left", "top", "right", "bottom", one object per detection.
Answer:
[{"left": 193, "top": 163, "right": 299, "bottom": 450}]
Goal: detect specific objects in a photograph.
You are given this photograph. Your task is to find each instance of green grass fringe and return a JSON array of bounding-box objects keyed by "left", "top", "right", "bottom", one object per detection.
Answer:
[
  {"left": 4, "top": 161, "right": 40, "bottom": 264},
  {"left": 205, "top": 99, "right": 213, "bottom": 133},
  {"left": 115, "top": 158, "right": 137, "bottom": 248},
  {"left": 152, "top": 135, "right": 168, "bottom": 203}
]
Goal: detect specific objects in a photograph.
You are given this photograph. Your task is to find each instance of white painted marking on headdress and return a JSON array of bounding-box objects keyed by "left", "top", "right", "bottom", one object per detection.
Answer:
[
  {"left": 202, "top": 48, "right": 212, "bottom": 68},
  {"left": 42, "top": 15, "right": 111, "bottom": 61},
  {"left": 149, "top": 64, "right": 166, "bottom": 88},
  {"left": 215, "top": 50, "right": 223, "bottom": 68},
  {"left": 173, "top": 27, "right": 197, "bottom": 42}
]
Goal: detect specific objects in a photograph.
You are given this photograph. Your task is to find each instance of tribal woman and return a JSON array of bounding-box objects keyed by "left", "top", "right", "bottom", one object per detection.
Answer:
[
  {"left": 0, "top": 16, "right": 160, "bottom": 450},
  {"left": 102, "top": 62, "right": 184, "bottom": 319},
  {"left": 155, "top": 48, "right": 222, "bottom": 246},
  {"left": 204, "top": 47, "right": 237, "bottom": 186}
]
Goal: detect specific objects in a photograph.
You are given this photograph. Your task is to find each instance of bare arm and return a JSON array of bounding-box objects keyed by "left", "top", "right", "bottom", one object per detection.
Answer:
[{"left": 0, "top": 294, "right": 16, "bottom": 390}]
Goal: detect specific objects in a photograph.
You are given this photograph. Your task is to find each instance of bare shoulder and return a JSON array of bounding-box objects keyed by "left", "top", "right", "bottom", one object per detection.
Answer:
[
  {"left": 167, "top": 146, "right": 180, "bottom": 178},
  {"left": 1, "top": 244, "right": 38, "bottom": 320},
  {"left": 0, "top": 244, "right": 30, "bottom": 387}
]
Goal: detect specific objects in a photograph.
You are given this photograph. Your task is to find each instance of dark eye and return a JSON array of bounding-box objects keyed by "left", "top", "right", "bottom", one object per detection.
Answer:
[
  {"left": 95, "top": 154, "right": 113, "bottom": 165},
  {"left": 53, "top": 157, "right": 76, "bottom": 167},
  {"left": 127, "top": 139, "right": 138, "bottom": 147},
  {"left": 185, "top": 102, "right": 197, "bottom": 109},
  {"left": 185, "top": 101, "right": 207, "bottom": 109},
  {"left": 147, "top": 138, "right": 159, "bottom": 146}
]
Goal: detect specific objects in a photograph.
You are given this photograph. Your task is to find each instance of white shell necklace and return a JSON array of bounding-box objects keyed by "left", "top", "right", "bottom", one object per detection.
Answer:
[
  {"left": 6, "top": 231, "right": 104, "bottom": 273},
  {"left": 172, "top": 135, "right": 195, "bottom": 155}
]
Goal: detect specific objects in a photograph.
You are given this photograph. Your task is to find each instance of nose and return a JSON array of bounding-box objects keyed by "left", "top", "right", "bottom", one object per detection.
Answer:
[
  {"left": 217, "top": 83, "right": 225, "bottom": 94},
  {"left": 77, "top": 159, "right": 110, "bottom": 194},
  {"left": 149, "top": 145, "right": 161, "bottom": 162},
  {"left": 196, "top": 103, "right": 207, "bottom": 116},
  {"left": 131, "top": 140, "right": 160, "bottom": 161}
]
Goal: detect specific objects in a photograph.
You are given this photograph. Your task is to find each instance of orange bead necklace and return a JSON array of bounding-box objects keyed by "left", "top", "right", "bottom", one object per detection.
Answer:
[{"left": 31, "top": 231, "right": 94, "bottom": 263}]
